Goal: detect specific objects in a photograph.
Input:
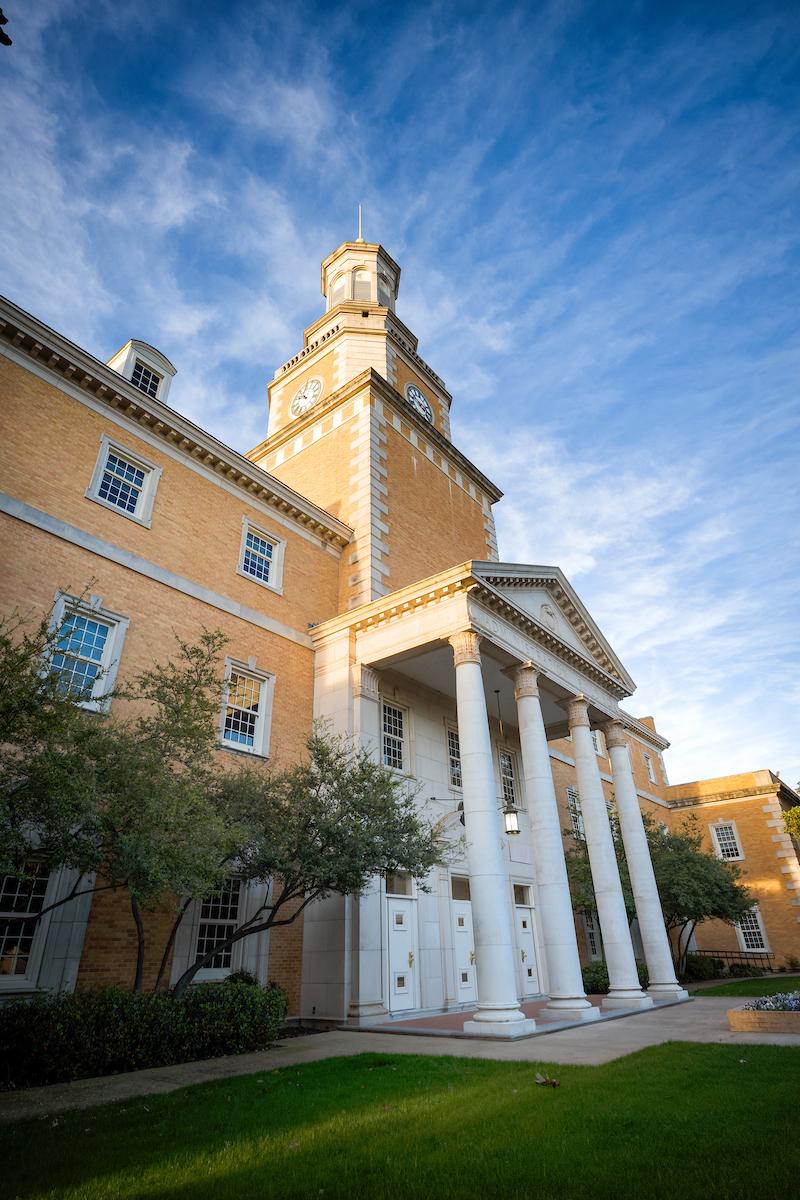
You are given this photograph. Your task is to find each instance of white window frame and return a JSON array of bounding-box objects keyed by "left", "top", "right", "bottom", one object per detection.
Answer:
[
  {"left": 381, "top": 699, "right": 409, "bottom": 774},
  {"left": 86, "top": 433, "right": 161, "bottom": 528},
  {"left": 709, "top": 820, "right": 744, "bottom": 862},
  {"left": 591, "top": 729, "right": 605, "bottom": 756},
  {"left": 190, "top": 877, "right": 246, "bottom": 981},
  {"left": 446, "top": 724, "right": 462, "bottom": 790},
  {"left": 566, "top": 785, "right": 585, "bottom": 840},
  {"left": 236, "top": 517, "right": 286, "bottom": 595},
  {"left": 497, "top": 746, "right": 522, "bottom": 809},
  {"left": 0, "top": 864, "right": 55, "bottom": 992},
  {"left": 735, "top": 907, "right": 769, "bottom": 953},
  {"left": 219, "top": 657, "right": 275, "bottom": 758},
  {"left": 583, "top": 911, "right": 602, "bottom": 962},
  {"left": 50, "top": 593, "right": 129, "bottom": 712},
  {"left": 643, "top": 751, "right": 657, "bottom": 784},
  {"left": 130, "top": 358, "right": 163, "bottom": 398}
]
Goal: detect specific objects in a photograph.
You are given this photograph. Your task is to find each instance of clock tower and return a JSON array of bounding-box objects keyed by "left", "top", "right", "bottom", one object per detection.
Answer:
[{"left": 247, "top": 236, "right": 501, "bottom": 611}]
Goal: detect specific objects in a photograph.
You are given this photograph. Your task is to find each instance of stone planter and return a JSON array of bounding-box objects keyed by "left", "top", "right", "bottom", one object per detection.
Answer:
[{"left": 727, "top": 1007, "right": 800, "bottom": 1033}]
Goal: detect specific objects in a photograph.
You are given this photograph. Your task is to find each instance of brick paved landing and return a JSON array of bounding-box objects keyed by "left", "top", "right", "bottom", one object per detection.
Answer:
[{"left": 363, "top": 995, "right": 606, "bottom": 1037}]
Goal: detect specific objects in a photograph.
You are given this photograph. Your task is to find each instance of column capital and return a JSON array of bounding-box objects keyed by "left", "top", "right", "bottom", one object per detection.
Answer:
[
  {"left": 602, "top": 718, "right": 628, "bottom": 750},
  {"left": 352, "top": 663, "right": 380, "bottom": 700},
  {"left": 449, "top": 629, "right": 481, "bottom": 667},
  {"left": 512, "top": 661, "right": 541, "bottom": 700},
  {"left": 567, "top": 693, "right": 590, "bottom": 729}
]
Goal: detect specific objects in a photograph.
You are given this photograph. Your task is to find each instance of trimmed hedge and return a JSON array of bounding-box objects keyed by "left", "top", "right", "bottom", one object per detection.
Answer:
[
  {"left": 681, "top": 954, "right": 724, "bottom": 982},
  {"left": 0, "top": 980, "right": 287, "bottom": 1090},
  {"left": 581, "top": 959, "right": 649, "bottom": 995}
]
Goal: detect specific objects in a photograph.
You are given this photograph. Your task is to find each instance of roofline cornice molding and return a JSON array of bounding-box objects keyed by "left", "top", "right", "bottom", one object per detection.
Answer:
[{"left": 0, "top": 295, "right": 352, "bottom": 550}]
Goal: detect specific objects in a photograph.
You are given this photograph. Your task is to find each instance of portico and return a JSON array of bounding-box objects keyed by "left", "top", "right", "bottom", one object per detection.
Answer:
[{"left": 303, "top": 559, "right": 686, "bottom": 1037}]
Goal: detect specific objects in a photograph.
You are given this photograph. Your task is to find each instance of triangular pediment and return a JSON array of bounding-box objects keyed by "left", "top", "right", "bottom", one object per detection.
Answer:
[{"left": 471, "top": 561, "right": 635, "bottom": 692}]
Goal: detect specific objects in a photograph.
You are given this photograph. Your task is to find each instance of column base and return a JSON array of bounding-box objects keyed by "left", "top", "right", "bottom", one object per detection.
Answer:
[
  {"left": 347, "top": 1002, "right": 389, "bottom": 1021},
  {"left": 538, "top": 1002, "right": 601, "bottom": 1023},
  {"left": 602, "top": 991, "right": 654, "bottom": 1011},
  {"left": 463, "top": 1017, "right": 537, "bottom": 1039},
  {"left": 647, "top": 984, "right": 690, "bottom": 1002}
]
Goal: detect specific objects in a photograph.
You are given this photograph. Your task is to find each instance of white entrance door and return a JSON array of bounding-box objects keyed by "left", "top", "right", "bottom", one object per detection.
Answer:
[
  {"left": 514, "top": 891, "right": 539, "bottom": 996},
  {"left": 387, "top": 897, "right": 417, "bottom": 1012},
  {"left": 451, "top": 876, "right": 477, "bottom": 1004}
]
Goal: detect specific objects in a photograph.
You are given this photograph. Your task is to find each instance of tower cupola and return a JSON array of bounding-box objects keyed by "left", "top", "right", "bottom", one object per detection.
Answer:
[{"left": 320, "top": 239, "right": 401, "bottom": 314}]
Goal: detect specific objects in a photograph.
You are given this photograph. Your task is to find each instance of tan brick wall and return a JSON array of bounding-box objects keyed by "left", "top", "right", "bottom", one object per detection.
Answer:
[
  {"left": 392, "top": 361, "right": 447, "bottom": 437},
  {"left": 267, "top": 347, "right": 338, "bottom": 437}
]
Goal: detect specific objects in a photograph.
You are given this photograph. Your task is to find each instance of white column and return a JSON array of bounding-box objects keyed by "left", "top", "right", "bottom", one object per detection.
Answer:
[
  {"left": 514, "top": 665, "right": 599, "bottom": 1022},
  {"left": 568, "top": 695, "right": 652, "bottom": 1010},
  {"left": 603, "top": 720, "right": 688, "bottom": 1002},
  {"left": 450, "top": 632, "right": 536, "bottom": 1037},
  {"left": 347, "top": 664, "right": 387, "bottom": 1020}
]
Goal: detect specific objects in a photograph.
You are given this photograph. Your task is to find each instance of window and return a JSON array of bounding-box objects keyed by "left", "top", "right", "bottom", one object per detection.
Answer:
[
  {"left": 643, "top": 752, "right": 657, "bottom": 784},
  {"left": 591, "top": 729, "right": 604, "bottom": 756},
  {"left": 451, "top": 876, "right": 470, "bottom": 901},
  {"left": 710, "top": 822, "right": 743, "bottom": 861},
  {"left": 583, "top": 912, "right": 602, "bottom": 961},
  {"left": 385, "top": 871, "right": 412, "bottom": 896},
  {"left": 513, "top": 884, "right": 530, "bottom": 905},
  {"left": 330, "top": 274, "right": 348, "bottom": 306},
  {"left": 87, "top": 434, "right": 161, "bottom": 526},
  {"left": 220, "top": 661, "right": 273, "bottom": 757},
  {"left": 50, "top": 595, "right": 129, "bottom": 710},
  {"left": 382, "top": 702, "right": 405, "bottom": 771},
  {"left": 736, "top": 909, "right": 768, "bottom": 952},
  {"left": 0, "top": 866, "right": 49, "bottom": 978},
  {"left": 353, "top": 269, "right": 372, "bottom": 302},
  {"left": 130, "top": 359, "right": 162, "bottom": 398},
  {"left": 447, "top": 727, "right": 462, "bottom": 788},
  {"left": 378, "top": 273, "right": 393, "bottom": 307},
  {"left": 566, "top": 786, "right": 585, "bottom": 840},
  {"left": 237, "top": 520, "right": 285, "bottom": 593},
  {"left": 194, "top": 879, "right": 242, "bottom": 971},
  {"left": 499, "top": 749, "right": 517, "bottom": 806}
]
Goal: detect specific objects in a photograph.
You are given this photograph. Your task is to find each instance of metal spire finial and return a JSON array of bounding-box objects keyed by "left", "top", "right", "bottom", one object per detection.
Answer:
[{"left": 356, "top": 203, "right": 364, "bottom": 242}]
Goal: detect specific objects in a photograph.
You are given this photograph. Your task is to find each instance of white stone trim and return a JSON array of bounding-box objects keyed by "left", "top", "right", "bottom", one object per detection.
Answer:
[
  {"left": 85, "top": 433, "right": 162, "bottom": 528},
  {"left": 0, "top": 492, "right": 313, "bottom": 649}
]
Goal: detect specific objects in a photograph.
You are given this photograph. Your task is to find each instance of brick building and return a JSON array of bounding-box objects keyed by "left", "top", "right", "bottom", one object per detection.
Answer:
[{"left": 1, "top": 236, "right": 798, "bottom": 1032}]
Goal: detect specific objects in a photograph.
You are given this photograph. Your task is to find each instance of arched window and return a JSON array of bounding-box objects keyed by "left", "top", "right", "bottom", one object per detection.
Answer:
[
  {"left": 353, "top": 269, "right": 372, "bottom": 302},
  {"left": 330, "top": 274, "right": 347, "bottom": 307},
  {"left": 378, "top": 273, "right": 392, "bottom": 307}
]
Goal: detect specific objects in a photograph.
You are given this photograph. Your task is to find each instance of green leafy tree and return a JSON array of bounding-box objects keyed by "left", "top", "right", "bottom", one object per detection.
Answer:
[
  {"left": 0, "top": 600, "right": 236, "bottom": 989},
  {"left": 785, "top": 806, "right": 800, "bottom": 843},
  {"left": 167, "top": 732, "right": 445, "bottom": 998},
  {"left": 564, "top": 810, "right": 753, "bottom": 976}
]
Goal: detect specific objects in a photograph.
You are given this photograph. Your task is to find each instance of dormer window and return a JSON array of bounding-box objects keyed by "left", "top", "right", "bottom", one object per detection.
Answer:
[
  {"left": 353, "top": 269, "right": 372, "bottom": 302},
  {"left": 131, "top": 359, "right": 162, "bottom": 398}
]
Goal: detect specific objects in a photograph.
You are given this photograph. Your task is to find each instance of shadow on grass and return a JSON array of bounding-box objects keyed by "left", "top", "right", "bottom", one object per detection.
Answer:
[{"left": 3, "top": 1045, "right": 799, "bottom": 1200}]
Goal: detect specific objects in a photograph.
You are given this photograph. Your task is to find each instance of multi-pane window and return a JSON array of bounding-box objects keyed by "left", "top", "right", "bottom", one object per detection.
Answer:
[
  {"left": 566, "top": 786, "right": 585, "bottom": 840},
  {"left": 130, "top": 359, "right": 161, "bottom": 398},
  {"left": 0, "top": 866, "right": 49, "bottom": 978},
  {"left": 223, "top": 671, "right": 263, "bottom": 750},
  {"left": 584, "top": 912, "right": 601, "bottom": 961},
  {"left": 737, "top": 909, "right": 767, "bottom": 952},
  {"left": 382, "top": 702, "right": 405, "bottom": 771},
  {"left": 643, "top": 752, "right": 657, "bottom": 784},
  {"left": 241, "top": 527, "right": 275, "bottom": 584},
  {"left": 447, "top": 727, "right": 462, "bottom": 788},
  {"left": 591, "top": 729, "right": 604, "bottom": 756},
  {"left": 98, "top": 449, "right": 147, "bottom": 515},
  {"left": 194, "top": 879, "right": 242, "bottom": 970},
  {"left": 51, "top": 611, "right": 111, "bottom": 700},
  {"left": 499, "top": 750, "right": 517, "bottom": 806},
  {"left": 712, "top": 823, "right": 742, "bottom": 861}
]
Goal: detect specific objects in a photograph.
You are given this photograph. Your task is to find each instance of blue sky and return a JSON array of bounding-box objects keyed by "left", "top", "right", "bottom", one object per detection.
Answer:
[{"left": 2, "top": 1, "right": 799, "bottom": 786}]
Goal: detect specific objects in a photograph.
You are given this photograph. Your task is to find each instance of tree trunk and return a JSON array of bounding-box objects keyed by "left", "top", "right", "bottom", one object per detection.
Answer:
[
  {"left": 152, "top": 898, "right": 192, "bottom": 993},
  {"left": 131, "top": 895, "right": 146, "bottom": 992}
]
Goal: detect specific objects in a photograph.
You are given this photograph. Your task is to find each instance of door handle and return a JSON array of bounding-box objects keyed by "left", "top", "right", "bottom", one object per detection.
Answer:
[
  {"left": 520, "top": 949, "right": 526, "bottom": 962},
  {"left": 469, "top": 950, "right": 476, "bottom": 965},
  {"left": 408, "top": 951, "right": 415, "bottom": 968}
]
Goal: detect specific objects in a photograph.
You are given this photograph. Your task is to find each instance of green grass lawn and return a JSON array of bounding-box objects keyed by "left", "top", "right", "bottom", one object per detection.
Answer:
[
  {"left": 691, "top": 973, "right": 800, "bottom": 997},
  {"left": 3, "top": 1045, "right": 799, "bottom": 1200}
]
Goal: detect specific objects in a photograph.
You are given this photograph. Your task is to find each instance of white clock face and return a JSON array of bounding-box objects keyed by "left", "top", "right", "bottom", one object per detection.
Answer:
[
  {"left": 290, "top": 377, "right": 323, "bottom": 417},
  {"left": 405, "top": 383, "right": 433, "bottom": 423}
]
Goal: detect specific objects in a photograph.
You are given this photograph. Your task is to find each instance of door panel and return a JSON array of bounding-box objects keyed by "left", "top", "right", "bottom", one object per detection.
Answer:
[
  {"left": 515, "top": 905, "right": 539, "bottom": 996},
  {"left": 387, "top": 898, "right": 416, "bottom": 1012},
  {"left": 452, "top": 899, "right": 477, "bottom": 1003}
]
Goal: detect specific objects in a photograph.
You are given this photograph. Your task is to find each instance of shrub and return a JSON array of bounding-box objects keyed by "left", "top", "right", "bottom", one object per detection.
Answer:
[
  {"left": 681, "top": 954, "right": 724, "bottom": 982},
  {"left": 0, "top": 981, "right": 287, "bottom": 1090},
  {"left": 224, "top": 969, "right": 261, "bottom": 987},
  {"left": 581, "top": 959, "right": 649, "bottom": 995},
  {"left": 785, "top": 955, "right": 800, "bottom": 972},
  {"left": 728, "top": 961, "right": 765, "bottom": 978}
]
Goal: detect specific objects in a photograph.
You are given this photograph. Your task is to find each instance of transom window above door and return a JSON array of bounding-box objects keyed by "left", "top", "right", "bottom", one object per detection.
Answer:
[
  {"left": 385, "top": 871, "right": 412, "bottom": 896},
  {"left": 451, "top": 876, "right": 471, "bottom": 901}
]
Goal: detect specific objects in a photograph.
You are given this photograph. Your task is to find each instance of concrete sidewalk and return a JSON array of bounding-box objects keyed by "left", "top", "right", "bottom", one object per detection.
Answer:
[{"left": 2, "top": 996, "right": 797, "bottom": 1125}]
